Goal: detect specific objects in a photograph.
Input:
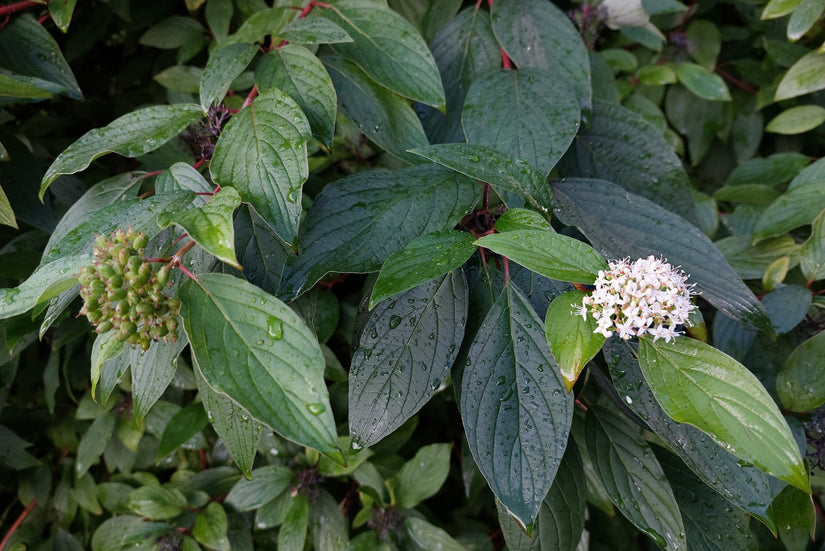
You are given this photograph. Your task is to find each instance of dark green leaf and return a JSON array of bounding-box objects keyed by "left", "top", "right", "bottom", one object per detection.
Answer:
[
  {"left": 140, "top": 16, "right": 205, "bottom": 49},
  {"left": 279, "top": 15, "right": 353, "bottom": 44},
  {"left": 410, "top": 143, "right": 554, "bottom": 213},
  {"left": 715, "top": 235, "right": 799, "bottom": 280},
  {"left": 0, "top": 185, "right": 15, "bottom": 229},
  {"left": 545, "top": 291, "right": 605, "bottom": 392},
  {"left": 762, "top": 285, "right": 812, "bottom": 335},
  {"left": 282, "top": 164, "right": 477, "bottom": 298},
  {"left": 154, "top": 65, "right": 203, "bottom": 93},
  {"left": 323, "top": 0, "right": 445, "bottom": 108},
  {"left": 637, "top": 336, "right": 808, "bottom": 491},
  {"left": 76, "top": 412, "right": 116, "bottom": 477},
  {"left": 586, "top": 405, "right": 686, "bottom": 550},
  {"left": 323, "top": 55, "right": 427, "bottom": 162},
  {"left": 0, "top": 14, "right": 81, "bottom": 98},
  {"left": 723, "top": 152, "right": 810, "bottom": 187},
  {"left": 210, "top": 89, "right": 310, "bottom": 244},
  {"left": 495, "top": 208, "right": 553, "bottom": 233},
  {"left": 561, "top": 101, "right": 698, "bottom": 223},
  {"left": 604, "top": 339, "right": 776, "bottom": 528},
  {"left": 777, "top": 331, "right": 825, "bottom": 412},
  {"left": 552, "top": 178, "right": 771, "bottom": 333},
  {"left": 225, "top": 8, "right": 291, "bottom": 46},
  {"left": 0, "top": 425, "right": 38, "bottom": 470},
  {"left": 179, "top": 273, "right": 340, "bottom": 457},
  {"left": 233, "top": 205, "right": 290, "bottom": 296},
  {"left": 753, "top": 181, "right": 825, "bottom": 241},
  {"left": 156, "top": 162, "right": 212, "bottom": 194},
  {"left": 158, "top": 187, "right": 242, "bottom": 268},
  {"left": 200, "top": 43, "right": 258, "bottom": 112},
  {"left": 685, "top": 20, "right": 721, "bottom": 69},
  {"left": 226, "top": 464, "right": 292, "bottom": 511},
  {"left": 674, "top": 63, "right": 731, "bottom": 101},
  {"left": 396, "top": 443, "right": 452, "bottom": 508},
  {"left": 370, "top": 231, "right": 475, "bottom": 308},
  {"left": 279, "top": 493, "right": 309, "bottom": 551},
  {"left": 91, "top": 516, "right": 169, "bottom": 551},
  {"left": 800, "top": 210, "right": 825, "bottom": 280},
  {"left": 774, "top": 485, "right": 815, "bottom": 551},
  {"left": 309, "top": 489, "right": 349, "bottom": 550},
  {"left": 194, "top": 502, "right": 230, "bottom": 551},
  {"left": 40, "top": 105, "right": 202, "bottom": 194},
  {"left": 131, "top": 338, "right": 187, "bottom": 421},
  {"left": 490, "top": 0, "right": 591, "bottom": 108},
  {"left": 405, "top": 518, "right": 463, "bottom": 551},
  {"left": 462, "top": 69, "right": 580, "bottom": 177},
  {"left": 157, "top": 402, "right": 209, "bottom": 458},
  {"left": 664, "top": 85, "right": 727, "bottom": 165},
  {"left": 460, "top": 283, "right": 573, "bottom": 527},
  {"left": 497, "top": 444, "right": 586, "bottom": 551},
  {"left": 351, "top": 272, "right": 467, "bottom": 446},
  {"left": 127, "top": 486, "right": 188, "bottom": 520},
  {"left": 0, "top": 74, "right": 53, "bottom": 100},
  {"left": 475, "top": 230, "right": 608, "bottom": 284},
  {"left": 49, "top": 0, "right": 78, "bottom": 33}
]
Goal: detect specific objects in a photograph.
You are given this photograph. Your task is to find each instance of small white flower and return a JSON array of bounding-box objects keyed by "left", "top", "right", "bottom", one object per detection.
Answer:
[{"left": 576, "top": 256, "right": 696, "bottom": 342}]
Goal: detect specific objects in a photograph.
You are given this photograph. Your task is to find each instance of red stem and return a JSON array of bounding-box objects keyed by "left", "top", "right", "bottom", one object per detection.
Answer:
[
  {"left": 0, "top": 499, "right": 37, "bottom": 551},
  {"left": 500, "top": 47, "right": 513, "bottom": 70},
  {"left": 503, "top": 256, "right": 510, "bottom": 284},
  {"left": 241, "top": 85, "right": 259, "bottom": 109},
  {"left": 715, "top": 66, "right": 756, "bottom": 94},
  {"left": 0, "top": 1, "right": 40, "bottom": 17}
]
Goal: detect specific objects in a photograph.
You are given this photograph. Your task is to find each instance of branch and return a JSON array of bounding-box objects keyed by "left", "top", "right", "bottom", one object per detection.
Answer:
[
  {"left": 715, "top": 66, "right": 757, "bottom": 94},
  {"left": 0, "top": 500, "right": 37, "bottom": 551},
  {"left": 0, "top": 1, "right": 42, "bottom": 18}
]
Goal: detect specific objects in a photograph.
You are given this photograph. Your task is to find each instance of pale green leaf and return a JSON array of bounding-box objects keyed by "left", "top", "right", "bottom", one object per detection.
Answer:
[
  {"left": 674, "top": 63, "right": 731, "bottom": 101},
  {"left": 396, "top": 443, "right": 451, "bottom": 508},
  {"left": 279, "top": 15, "right": 353, "bottom": 44},
  {"left": 405, "top": 518, "right": 464, "bottom": 551},
  {"left": 775, "top": 51, "right": 825, "bottom": 101},
  {"left": 777, "top": 331, "right": 825, "bottom": 412},
  {"left": 545, "top": 291, "right": 605, "bottom": 392},
  {"left": 800, "top": 209, "right": 825, "bottom": 280},
  {"left": 200, "top": 43, "right": 258, "bottom": 112},
  {"left": 765, "top": 105, "right": 825, "bottom": 134},
  {"left": 0, "top": 185, "right": 17, "bottom": 229}
]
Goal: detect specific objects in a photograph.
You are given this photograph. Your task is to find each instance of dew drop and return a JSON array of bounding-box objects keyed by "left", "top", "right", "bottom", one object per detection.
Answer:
[
  {"left": 267, "top": 316, "right": 283, "bottom": 340},
  {"left": 389, "top": 315, "right": 401, "bottom": 328},
  {"left": 306, "top": 403, "right": 326, "bottom": 415}
]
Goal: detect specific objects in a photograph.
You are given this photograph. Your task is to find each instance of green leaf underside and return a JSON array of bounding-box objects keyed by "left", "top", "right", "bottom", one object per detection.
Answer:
[
  {"left": 489, "top": 0, "right": 591, "bottom": 109},
  {"left": 552, "top": 178, "right": 771, "bottom": 333},
  {"left": 560, "top": 100, "right": 699, "bottom": 224},
  {"left": 350, "top": 272, "right": 467, "bottom": 446},
  {"left": 233, "top": 205, "right": 290, "bottom": 296},
  {"left": 323, "top": 55, "right": 428, "bottom": 163},
  {"left": 91, "top": 516, "right": 169, "bottom": 551},
  {"left": 586, "top": 405, "right": 687, "bottom": 550},
  {"left": 200, "top": 43, "right": 258, "bottom": 112},
  {"left": 179, "top": 273, "right": 339, "bottom": 456},
  {"left": 545, "top": 291, "right": 606, "bottom": 392},
  {"left": 460, "top": 283, "right": 573, "bottom": 527},
  {"left": 210, "top": 89, "right": 311, "bottom": 245},
  {"left": 282, "top": 164, "right": 477, "bottom": 298},
  {"left": 323, "top": 0, "right": 445, "bottom": 108},
  {"left": 195, "top": 365, "right": 262, "bottom": 478},
  {"left": 40, "top": 104, "right": 202, "bottom": 195},
  {"left": 603, "top": 339, "right": 776, "bottom": 529},
  {"left": 157, "top": 402, "right": 210, "bottom": 458},
  {"left": 461, "top": 69, "right": 580, "bottom": 177},
  {"left": 256, "top": 45, "right": 337, "bottom": 147},
  {"left": 370, "top": 230, "right": 476, "bottom": 308},
  {"left": 637, "top": 336, "right": 808, "bottom": 492},
  {"left": 409, "top": 143, "right": 553, "bottom": 213},
  {"left": 801, "top": 210, "right": 825, "bottom": 280},
  {"left": 158, "top": 187, "right": 242, "bottom": 268},
  {"left": 497, "top": 444, "right": 586, "bottom": 551},
  {"left": 476, "top": 230, "right": 608, "bottom": 284}
]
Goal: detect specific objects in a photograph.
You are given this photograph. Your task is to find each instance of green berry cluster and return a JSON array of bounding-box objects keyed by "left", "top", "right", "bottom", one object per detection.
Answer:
[{"left": 78, "top": 228, "right": 180, "bottom": 350}]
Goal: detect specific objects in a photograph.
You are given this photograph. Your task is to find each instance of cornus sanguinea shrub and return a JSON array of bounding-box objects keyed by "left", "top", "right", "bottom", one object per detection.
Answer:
[{"left": 1, "top": 0, "right": 825, "bottom": 549}]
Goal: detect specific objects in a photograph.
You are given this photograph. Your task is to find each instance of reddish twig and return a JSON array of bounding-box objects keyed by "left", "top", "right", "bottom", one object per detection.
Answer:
[
  {"left": 715, "top": 66, "right": 757, "bottom": 94},
  {"left": 500, "top": 47, "right": 513, "bottom": 69},
  {"left": 0, "top": 499, "right": 37, "bottom": 551},
  {"left": 503, "top": 256, "right": 510, "bottom": 284},
  {"left": 241, "top": 85, "right": 259, "bottom": 109},
  {"left": 0, "top": 1, "right": 41, "bottom": 18},
  {"left": 575, "top": 398, "right": 588, "bottom": 411}
]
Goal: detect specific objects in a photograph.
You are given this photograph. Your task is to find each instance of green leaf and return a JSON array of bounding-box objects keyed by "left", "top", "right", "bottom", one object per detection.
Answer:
[
  {"left": 762, "top": 0, "right": 805, "bottom": 18},
  {"left": 48, "top": 0, "right": 78, "bottom": 33},
  {"left": 323, "top": 0, "right": 445, "bottom": 108},
  {"left": 405, "top": 518, "right": 463, "bottom": 551},
  {"left": 777, "top": 331, "right": 825, "bottom": 412},
  {"left": 552, "top": 178, "right": 771, "bottom": 333},
  {"left": 154, "top": 65, "right": 203, "bottom": 93},
  {"left": 233, "top": 205, "right": 290, "bottom": 296},
  {"left": 545, "top": 291, "right": 605, "bottom": 392},
  {"left": 0, "top": 14, "right": 81, "bottom": 98},
  {"left": 91, "top": 516, "right": 169, "bottom": 551},
  {"left": 225, "top": 8, "right": 292, "bottom": 46},
  {"left": 637, "top": 64, "right": 677, "bottom": 85},
  {"left": 206, "top": 0, "right": 232, "bottom": 37},
  {"left": 497, "top": 444, "right": 586, "bottom": 551},
  {"left": 715, "top": 235, "right": 800, "bottom": 280},
  {"left": 395, "top": 443, "right": 452, "bottom": 508},
  {"left": 753, "top": 182, "right": 825, "bottom": 241},
  {"left": 179, "top": 273, "right": 340, "bottom": 457},
  {"left": 586, "top": 405, "right": 686, "bottom": 550},
  {"left": 158, "top": 187, "right": 242, "bottom": 268},
  {"left": 475, "top": 230, "right": 608, "bottom": 284},
  {"left": 776, "top": 51, "right": 825, "bottom": 101},
  {"left": 489, "top": 0, "right": 591, "bottom": 108},
  {"left": 766, "top": 105, "right": 825, "bottom": 134},
  {"left": 658, "top": 451, "right": 757, "bottom": 551},
  {"left": 200, "top": 43, "right": 258, "bottom": 112},
  {"left": 194, "top": 502, "right": 230, "bottom": 551},
  {"left": 226, "top": 464, "right": 292, "bottom": 511},
  {"left": 210, "top": 89, "right": 310, "bottom": 244},
  {"left": 309, "top": 489, "right": 350, "bottom": 550},
  {"left": 603, "top": 339, "right": 777, "bottom": 529},
  {"left": 0, "top": 425, "right": 38, "bottom": 470},
  {"left": 409, "top": 143, "right": 554, "bottom": 213},
  {"left": 370, "top": 231, "right": 475, "bottom": 308},
  {"left": 40, "top": 104, "right": 202, "bottom": 195},
  {"left": 127, "top": 486, "right": 188, "bottom": 520},
  {"left": 278, "top": 493, "right": 309, "bottom": 551},
  {"left": 637, "top": 336, "right": 808, "bottom": 491},
  {"left": 323, "top": 55, "right": 427, "bottom": 163},
  {"left": 723, "top": 152, "right": 810, "bottom": 187},
  {"left": 140, "top": 16, "right": 206, "bottom": 49},
  {"left": 132, "top": 338, "right": 187, "bottom": 421},
  {"left": 762, "top": 285, "right": 811, "bottom": 334},
  {"left": 255, "top": 45, "right": 337, "bottom": 146},
  {"left": 787, "top": 0, "right": 825, "bottom": 40},
  {"left": 279, "top": 15, "right": 353, "bottom": 44},
  {"left": 76, "top": 412, "right": 116, "bottom": 477},
  {"left": 801, "top": 209, "right": 825, "bottom": 280},
  {"left": 459, "top": 283, "right": 573, "bottom": 527},
  {"left": 685, "top": 20, "right": 721, "bottom": 69},
  {"left": 157, "top": 402, "right": 209, "bottom": 458},
  {"left": 461, "top": 69, "right": 580, "bottom": 177},
  {"left": 352, "top": 272, "right": 467, "bottom": 446},
  {"left": 0, "top": 74, "right": 53, "bottom": 100},
  {"left": 282, "top": 164, "right": 477, "bottom": 298},
  {"left": 674, "top": 62, "right": 731, "bottom": 101},
  {"left": 560, "top": 100, "right": 698, "bottom": 223},
  {"left": 664, "top": 84, "right": 727, "bottom": 165},
  {"left": 495, "top": 208, "right": 554, "bottom": 233},
  {"left": 774, "top": 485, "right": 815, "bottom": 551},
  {"left": 0, "top": 185, "right": 16, "bottom": 229}
]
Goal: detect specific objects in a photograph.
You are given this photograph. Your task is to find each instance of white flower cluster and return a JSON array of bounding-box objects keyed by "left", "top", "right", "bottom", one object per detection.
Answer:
[{"left": 575, "top": 256, "right": 696, "bottom": 342}]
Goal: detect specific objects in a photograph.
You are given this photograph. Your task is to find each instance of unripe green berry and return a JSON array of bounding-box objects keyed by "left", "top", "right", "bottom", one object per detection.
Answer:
[
  {"left": 133, "top": 234, "right": 148, "bottom": 250},
  {"left": 99, "top": 264, "right": 116, "bottom": 279},
  {"left": 90, "top": 280, "right": 105, "bottom": 296},
  {"left": 97, "top": 321, "right": 113, "bottom": 333},
  {"left": 157, "top": 266, "right": 171, "bottom": 286}
]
